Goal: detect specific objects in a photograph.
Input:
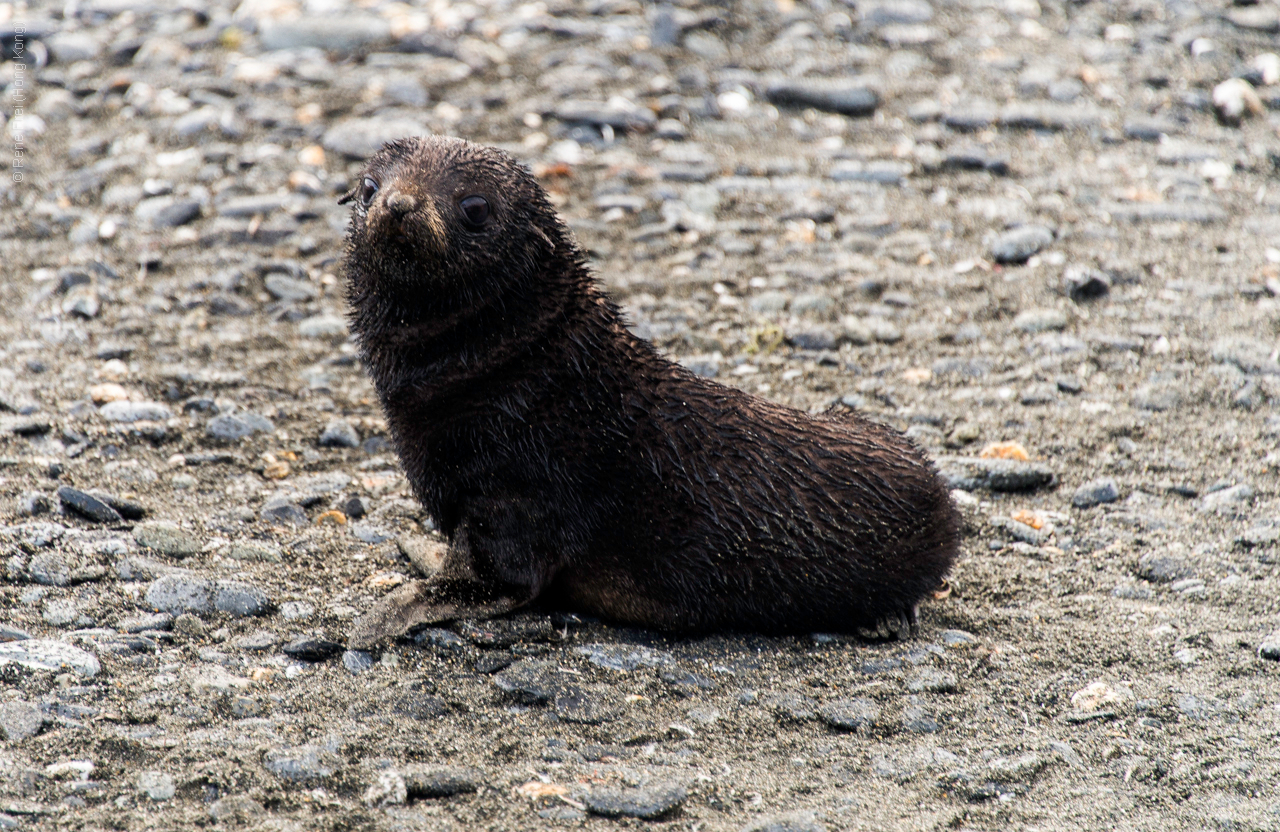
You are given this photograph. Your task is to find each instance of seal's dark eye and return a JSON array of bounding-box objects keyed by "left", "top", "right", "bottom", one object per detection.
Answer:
[
  {"left": 459, "top": 195, "right": 490, "bottom": 228},
  {"left": 360, "top": 177, "right": 379, "bottom": 207}
]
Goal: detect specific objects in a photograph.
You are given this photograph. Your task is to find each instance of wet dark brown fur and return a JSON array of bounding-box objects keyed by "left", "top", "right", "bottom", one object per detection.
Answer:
[{"left": 342, "top": 136, "right": 960, "bottom": 649}]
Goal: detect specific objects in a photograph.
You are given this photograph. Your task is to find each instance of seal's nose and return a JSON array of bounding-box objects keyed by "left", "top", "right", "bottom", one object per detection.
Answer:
[{"left": 387, "top": 192, "right": 418, "bottom": 218}]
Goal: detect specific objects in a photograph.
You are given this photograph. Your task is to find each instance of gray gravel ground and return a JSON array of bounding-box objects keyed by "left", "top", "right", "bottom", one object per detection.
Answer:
[{"left": 2, "top": 0, "right": 1280, "bottom": 829}]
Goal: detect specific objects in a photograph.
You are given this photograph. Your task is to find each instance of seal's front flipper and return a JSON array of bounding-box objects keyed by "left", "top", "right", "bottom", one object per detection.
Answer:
[
  {"left": 347, "top": 579, "right": 525, "bottom": 650},
  {"left": 854, "top": 605, "right": 919, "bottom": 642}
]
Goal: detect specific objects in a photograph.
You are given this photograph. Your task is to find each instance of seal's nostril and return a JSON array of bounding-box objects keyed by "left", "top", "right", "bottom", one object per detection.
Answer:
[{"left": 387, "top": 193, "right": 418, "bottom": 217}]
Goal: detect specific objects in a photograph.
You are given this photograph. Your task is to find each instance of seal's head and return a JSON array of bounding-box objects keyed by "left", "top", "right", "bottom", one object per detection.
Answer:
[{"left": 341, "top": 135, "right": 563, "bottom": 317}]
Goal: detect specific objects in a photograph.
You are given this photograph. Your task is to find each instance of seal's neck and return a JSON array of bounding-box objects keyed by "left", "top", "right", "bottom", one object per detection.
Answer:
[{"left": 348, "top": 248, "right": 615, "bottom": 394}]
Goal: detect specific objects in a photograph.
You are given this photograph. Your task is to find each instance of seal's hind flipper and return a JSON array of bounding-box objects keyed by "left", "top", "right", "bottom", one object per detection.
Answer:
[{"left": 347, "top": 578, "right": 525, "bottom": 649}]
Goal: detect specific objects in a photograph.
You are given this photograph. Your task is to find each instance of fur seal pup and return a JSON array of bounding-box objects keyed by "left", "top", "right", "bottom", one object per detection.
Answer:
[{"left": 341, "top": 136, "right": 960, "bottom": 649}]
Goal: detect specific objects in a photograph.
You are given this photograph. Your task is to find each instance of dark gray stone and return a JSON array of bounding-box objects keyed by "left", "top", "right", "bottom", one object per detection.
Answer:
[
  {"left": 944, "top": 106, "right": 996, "bottom": 131},
  {"left": 57, "top": 486, "right": 123, "bottom": 524},
  {"left": 554, "top": 684, "right": 622, "bottom": 724},
  {"left": 1237, "top": 524, "right": 1280, "bottom": 550},
  {"left": 145, "top": 574, "right": 268, "bottom": 616},
  {"left": 319, "top": 419, "right": 360, "bottom": 448},
  {"left": 214, "top": 581, "right": 271, "bottom": 616},
  {"left": 17, "top": 492, "right": 51, "bottom": 517},
  {"left": 766, "top": 79, "right": 878, "bottom": 116},
  {"left": 1072, "top": 478, "right": 1120, "bottom": 509},
  {"left": 999, "top": 103, "right": 1102, "bottom": 131},
  {"left": 788, "top": 328, "right": 836, "bottom": 351},
  {"left": 322, "top": 117, "right": 430, "bottom": 159},
  {"left": 584, "top": 782, "right": 688, "bottom": 819},
  {"left": 494, "top": 660, "right": 560, "bottom": 703},
  {"left": 1107, "top": 202, "right": 1227, "bottom": 224},
  {"left": 1063, "top": 266, "right": 1110, "bottom": 301},
  {"left": 216, "top": 194, "right": 289, "bottom": 218},
  {"left": 552, "top": 99, "right": 657, "bottom": 132},
  {"left": 742, "top": 814, "right": 828, "bottom": 832},
  {"left": 0, "top": 638, "right": 101, "bottom": 677},
  {"left": 901, "top": 697, "right": 939, "bottom": 733},
  {"left": 1123, "top": 117, "right": 1180, "bottom": 141},
  {"left": 259, "top": 15, "right": 391, "bottom": 51},
  {"left": 146, "top": 573, "right": 213, "bottom": 613},
  {"left": 138, "top": 771, "right": 176, "bottom": 801},
  {"left": 342, "top": 649, "right": 375, "bottom": 674},
  {"left": 89, "top": 491, "right": 147, "bottom": 521},
  {"left": 264, "top": 746, "right": 336, "bottom": 782},
  {"left": 941, "top": 145, "right": 1009, "bottom": 174},
  {"left": 764, "top": 692, "right": 818, "bottom": 721},
  {"left": 134, "top": 522, "right": 202, "bottom": 557},
  {"left": 392, "top": 692, "right": 449, "bottom": 720},
  {"left": 1112, "top": 584, "right": 1154, "bottom": 600},
  {"left": 100, "top": 401, "right": 172, "bottom": 422},
  {"left": 818, "top": 697, "right": 879, "bottom": 730},
  {"left": 27, "top": 551, "right": 74, "bottom": 586},
  {"left": 154, "top": 201, "right": 201, "bottom": 228},
  {"left": 906, "top": 668, "right": 958, "bottom": 693},
  {"left": 990, "top": 225, "right": 1053, "bottom": 264},
  {"left": 135, "top": 197, "right": 201, "bottom": 229},
  {"left": 1212, "top": 338, "right": 1279, "bottom": 375},
  {"left": 1135, "top": 553, "right": 1192, "bottom": 584},
  {"left": 404, "top": 766, "right": 482, "bottom": 798},
  {"left": 209, "top": 796, "right": 266, "bottom": 823},
  {"left": 263, "top": 274, "right": 318, "bottom": 303},
  {"left": 1132, "top": 384, "right": 1182, "bottom": 412},
  {"left": 206, "top": 413, "right": 274, "bottom": 442},
  {"left": 282, "top": 637, "right": 342, "bottom": 662},
  {"left": 1057, "top": 375, "right": 1083, "bottom": 394},
  {"left": 1176, "top": 694, "right": 1221, "bottom": 721},
  {"left": 659, "top": 667, "right": 717, "bottom": 695},
  {"left": 261, "top": 499, "right": 308, "bottom": 527},
  {"left": 937, "top": 457, "right": 1056, "bottom": 492},
  {"left": 1259, "top": 630, "right": 1280, "bottom": 661},
  {"left": 575, "top": 643, "right": 675, "bottom": 671},
  {"left": 939, "top": 629, "right": 977, "bottom": 646},
  {"left": 0, "top": 699, "right": 44, "bottom": 740}
]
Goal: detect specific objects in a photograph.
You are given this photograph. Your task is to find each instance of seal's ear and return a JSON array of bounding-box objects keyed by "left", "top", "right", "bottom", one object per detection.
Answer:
[{"left": 337, "top": 185, "right": 359, "bottom": 205}]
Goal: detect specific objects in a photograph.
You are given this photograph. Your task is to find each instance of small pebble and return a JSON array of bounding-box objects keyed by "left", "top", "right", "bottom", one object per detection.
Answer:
[
  {"left": 319, "top": 419, "right": 361, "bottom": 448},
  {"left": 1072, "top": 478, "right": 1120, "bottom": 509},
  {"left": 990, "top": 225, "right": 1053, "bottom": 264},
  {"left": 0, "top": 699, "right": 45, "bottom": 741},
  {"left": 1135, "top": 553, "right": 1192, "bottom": 584},
  {"left": 1259, "top": 631, "right": 1280, "bottom": 661},
  {"left": 342, "top": 649, "right": 375, "bottom": 674},
  {"left": 817, "top": 697, "right": 879, "bottom": 731},
  {"left": 584, "top": 782, "right": 688, "bottom": 820},
  {"left": 56, "top": 486, "right": 123, "bottom": 524},
  {"left": 403, "top": 766, "right": 482, "bottom": 798},
  {"left": 0, "top": 638, "right": 101, "bottom": 677},
  {"left": 283, "top": 637, "right": 343, "bottom": 662},
  {"left": 137, "top": 771, "right": 175, "bottom": 801},
  {"left": 134, "top": 522, "right": 202, "bottom": 557}
]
